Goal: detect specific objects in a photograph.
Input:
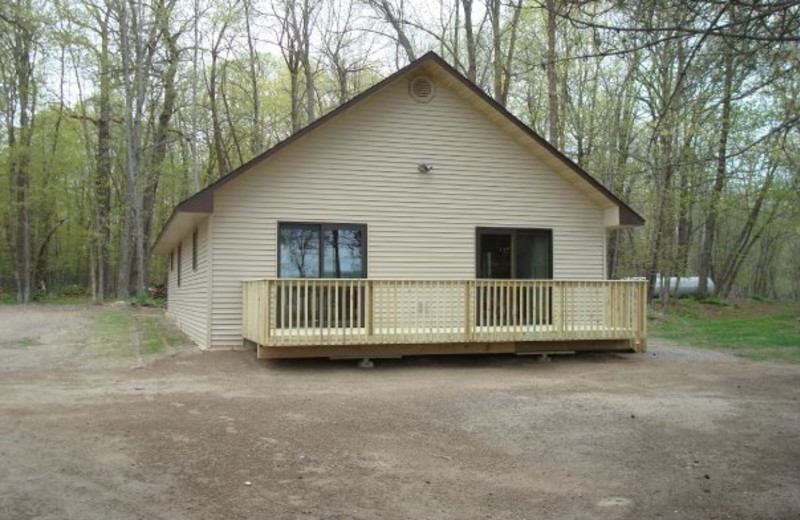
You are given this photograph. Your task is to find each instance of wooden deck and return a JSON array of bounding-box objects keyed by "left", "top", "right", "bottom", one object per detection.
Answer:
[{"left": 242, "top": 279, "right": 648, "bottom": 358}]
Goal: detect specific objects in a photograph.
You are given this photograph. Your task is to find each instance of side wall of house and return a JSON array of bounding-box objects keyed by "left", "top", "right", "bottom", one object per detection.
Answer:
[
  {"left": 167, "top": 217, "right": 210, "bottom": 346},
  {"left": 208, "top": 76, "right": 607, "bottom": 346}
]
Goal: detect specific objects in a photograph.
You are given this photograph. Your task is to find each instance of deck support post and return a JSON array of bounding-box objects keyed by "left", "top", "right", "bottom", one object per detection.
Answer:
[
  {"left": 366, "top": 280, "right": 374, "bottom": 338},
  {"left": 358, "top": 357, "right": 374, "bottom": 369},
  {"left": 538, "top": 353, "right": 551, "bottom": 363},
  {"left": 464, "top": 282, "right": 472, "bottom": 342}
]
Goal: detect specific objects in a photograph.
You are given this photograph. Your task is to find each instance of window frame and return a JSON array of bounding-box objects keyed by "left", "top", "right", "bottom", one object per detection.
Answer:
[
  {"left": 277, "top": 221, "right": 368, "bottom": 279},
  {"left": 192, "top": 228, "right": 198, "bottom": 271},
  {"left": 475, "top": 227, "right": 553, "bottom": 279},
  {"left": 177, "top": 243, "right": 182, "bottom": 287}
]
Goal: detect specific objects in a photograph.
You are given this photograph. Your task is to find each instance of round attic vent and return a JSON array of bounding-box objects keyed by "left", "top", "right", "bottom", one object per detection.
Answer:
[{"left": 409, "top": 76, "right": 435, "bottom": 103}]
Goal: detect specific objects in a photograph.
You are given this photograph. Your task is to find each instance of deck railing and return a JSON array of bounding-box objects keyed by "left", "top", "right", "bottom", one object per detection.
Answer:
[{"left": 242, "top": 279, "right": 648, "bottom": 351}]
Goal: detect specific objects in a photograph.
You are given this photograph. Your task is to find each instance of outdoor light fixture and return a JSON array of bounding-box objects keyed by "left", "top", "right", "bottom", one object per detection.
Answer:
[{"left": 417, "top": 163, "right": 434, "bottom": 173}]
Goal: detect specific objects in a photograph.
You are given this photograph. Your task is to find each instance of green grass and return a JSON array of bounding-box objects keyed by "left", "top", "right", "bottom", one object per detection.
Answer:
[
  {"left": 2, "top": 292, "right": 165, "bottom": 307},
  {"left": 0, "top": 337, "right": 41, "bottom": 349},
  {"left": 1, "top": 292, "right": 90, "bottom": 305},
  {"left": 91, "top": 308, "right": 187, "bottom": 357},
  {"left": 651, "top": 299, "right": 800, "bottom": 363}
]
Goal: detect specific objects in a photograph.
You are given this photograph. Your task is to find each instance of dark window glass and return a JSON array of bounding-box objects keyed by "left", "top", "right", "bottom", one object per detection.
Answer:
[
  {"left": 279, "top": 224, "right": 320, "bottom": 278},
  {"left": 192, "top": 229, "right": 198, "bottom": 271},
  {"left": 323, "top": 227, "right": 364, "bottom": 278},
  {"left": 476, "top": 228, "right": 553, "bottom": 326},
  {"left": 177, "top": 244, "right": 182, "bottom": 287},
  {"left": 477, "top": 228, "right": 552, "bottom": 279},
  {"left": 279, "top": 223, "right": 366, "bottom": 278},
  {"left": 478, "top": 233, "right": 512, "bottom": 279},
  {"left": 515, "top": 231, "right": 551, "bottom": 279}
]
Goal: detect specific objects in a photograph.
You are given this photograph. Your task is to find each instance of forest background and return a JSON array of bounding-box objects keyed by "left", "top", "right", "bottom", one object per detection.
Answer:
[{"left": 1, "top": 0, "right": 798, "bottom": 304}]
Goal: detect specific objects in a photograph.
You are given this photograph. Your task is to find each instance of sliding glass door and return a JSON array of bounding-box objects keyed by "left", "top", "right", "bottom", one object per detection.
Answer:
[
  {"left": 477, "top": 228, "right": 551, "bottom": 280},
  {"left": 476, "top": 228, "right": 553, "bottom": 326}
]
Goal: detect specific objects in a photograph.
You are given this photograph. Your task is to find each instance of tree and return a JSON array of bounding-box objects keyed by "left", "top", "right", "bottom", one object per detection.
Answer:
[{"left": 1, "top": 0, "right": 39, "bottom": 303}]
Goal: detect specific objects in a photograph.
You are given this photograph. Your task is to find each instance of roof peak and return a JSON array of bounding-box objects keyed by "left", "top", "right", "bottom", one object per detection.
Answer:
[{"left": 153, "top": 51, "right": 642, "bottom": 253}]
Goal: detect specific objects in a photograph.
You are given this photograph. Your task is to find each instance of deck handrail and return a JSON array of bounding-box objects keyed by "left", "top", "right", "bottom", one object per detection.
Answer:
[{"left": 242, "top": 279, "right": 648, "bottom": 351}]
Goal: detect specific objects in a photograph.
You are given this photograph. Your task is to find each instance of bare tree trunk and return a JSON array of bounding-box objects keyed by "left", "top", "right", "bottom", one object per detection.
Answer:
[
  {"left": 460, "top": 0, "right": 477, "bottom": 81},
  {"left": 488, "top": 0, "right": 522, "bottom": 105},
  {"left": 545, "top": 0, "right": 560, "bottom": 147},
  {"left": 289, "top": 62, "right": 301, "bottom": 132},
  {"left": 116, "top": 0, "right": 135, "bottom": 299},
  {"left": 208, "top": 20, "right": 231, "bottom": 178},
  {"left": 5, "top": 0, "right": 36, "bottom": 303},
  {"left": 190, "top": 0, "right": 201, "bottom": 191},
  {"left": 116, "top": 0, "right": 158, "bottom": 298},
  {"left": 221, "top": 64, "right": 245, "bottom": 166},
  {"left": 698, "top": 48, "right": 734, "bottom": 298},
  {"left": 605, "top": 57, "right": 638, "bottom": 278},
  {"left": 142, "top": 4, "right": 180, "bottom": 288},
  {"left": 298, "top": 0, "right": 316, "bottom": 124},
  {"left": 277, "top": 0, "right": 318, "bottom": 130},
  {"left": 243, "top": 0, "right": 262, "bottom": 155},
  {"left": 367, "top": 0, "right": 415, "bottom": 63},
  {"left": 94, "top": 6, "right": 112, "bottom": 301},
  {"left": 716, "top": 165, "right": 779, "bottom": 297}
]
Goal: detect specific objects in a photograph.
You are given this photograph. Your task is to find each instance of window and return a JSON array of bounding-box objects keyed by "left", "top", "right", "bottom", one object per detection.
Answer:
[
  {"left": 192, "top": 229, "right": 198, "bottom": 271},
  {"left": 476, "top": 228, "right": 552, "bottom": 326},
  {"left": 278, "top": 223, "right": 366, "bottom": 278},
  {"left": 476, "top": 228, "right": 552, "bottom": 279},
  {"left": 177, "top": 244, "right": 182, "bottom": 287},
  {"left": 169, "top": 251, "right": 174, "bottom": 272}
]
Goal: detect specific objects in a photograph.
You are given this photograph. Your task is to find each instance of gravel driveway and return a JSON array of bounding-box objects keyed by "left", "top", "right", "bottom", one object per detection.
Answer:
[{"left": 1, "top": 305, "right": 799, "bottom": 520}]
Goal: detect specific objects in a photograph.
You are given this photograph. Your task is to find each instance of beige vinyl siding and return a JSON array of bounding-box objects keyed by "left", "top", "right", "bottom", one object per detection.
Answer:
[
  {"left": 209, "top": 76, "right": 606, "bottom": 347},
  {"left": 167, "top": 218, "right": 210, "bottom": 346}
]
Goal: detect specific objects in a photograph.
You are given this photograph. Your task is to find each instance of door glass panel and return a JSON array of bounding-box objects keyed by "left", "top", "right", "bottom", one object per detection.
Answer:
[
  {"left": 477, "top": 228, "right": 553, "bottom": 327},
  {"left": 478, "top": 233, "right": 512, "bottom": 279},
  {"left": 279, "top": 224, "right": 320, "bottom": 278},
  {"left": 516, "top": 232, "right": 551, "bottom": 279},
  {"left": 323, "top": 227, "right": 364, "bottom": 278}
]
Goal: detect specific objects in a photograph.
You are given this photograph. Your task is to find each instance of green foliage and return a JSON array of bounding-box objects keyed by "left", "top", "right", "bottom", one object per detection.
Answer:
[
  {"left": 32, "top": 284, "right": 90, "bottom": 304},
  {"left": 1, "top": 0, "right": 798, "bottom": 304},
  {"left": 33, "top": 294, "right": 90, "bottom": 304},
  {"left": 126, "top": 295, "right": 167, "bottom": 308},
  {"left": 699, "top": 296, "right": 729, "bottom": 307},
  {"left": 652, "top": 299, "right": 800, "bottom": 363}
]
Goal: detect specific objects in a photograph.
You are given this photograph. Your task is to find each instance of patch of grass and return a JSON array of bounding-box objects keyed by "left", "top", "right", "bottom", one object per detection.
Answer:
[
  {"left": 91, "top": 308, "right": 187, "bottom": 357},
  {"left": 0, "top": 337, "right": 41, "bottom": 349},
  {"left": 92, "top": 310, "right": 137, "bottom": 357},
  {"left": 651, "top": 299, "right": 800, "bottom": 363},
  {"left": 699, "top": 295, "right": 729, "bottom": 307},
  {"left": 136, "top": 313, "right": 186, "bottom": 354},
  {"left": 0, "top": 292, "right": 16, "bottom": 305}
]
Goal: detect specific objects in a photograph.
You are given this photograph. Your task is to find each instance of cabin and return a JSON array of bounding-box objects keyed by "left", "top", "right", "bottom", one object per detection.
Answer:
[{"left": 152, "top": 52, "right": 648, "bottom": 360}]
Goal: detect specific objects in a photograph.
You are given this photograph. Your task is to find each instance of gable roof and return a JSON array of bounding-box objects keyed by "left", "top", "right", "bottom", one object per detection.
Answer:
[{"left": 152, "top": 51, "right": 643, "bottom": 254}]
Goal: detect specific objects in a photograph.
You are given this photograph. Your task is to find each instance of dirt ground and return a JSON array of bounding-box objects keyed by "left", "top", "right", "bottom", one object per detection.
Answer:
[{"left": 1, "top": 305, "right": 799, "bottom": 520}]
